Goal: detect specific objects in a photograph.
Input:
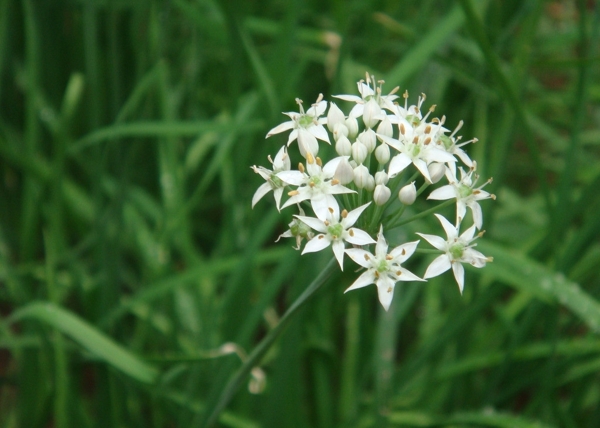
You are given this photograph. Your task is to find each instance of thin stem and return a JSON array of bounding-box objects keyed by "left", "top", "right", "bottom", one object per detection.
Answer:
[
  {"left": 202, "top": 258, "right": 338, "bottom": 427},
  {"left": 388, "top": 199, "right": 454, "bottom": 230}
]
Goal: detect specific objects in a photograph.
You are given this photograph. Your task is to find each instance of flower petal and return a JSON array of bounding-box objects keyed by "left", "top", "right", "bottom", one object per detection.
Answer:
[
  {"left": 376, "top": 276, "right": 396, "bottom": 311},
  {"left": 451, "top": 262, "right": 465, "bottom": 293},
  {"left": 252, "top": 183, "right": 272, "bottom": 208},
  {"left": 302, "top": 234, "right": 331, "bottom": 254},
  {"left": 345, "top": 228, "right": 376, "bottom": 246},
  {"left": 415, "top": 233, "right": 446, "bottom": 251},
  {"left": 342, "top": 202, "right": 371, "bottom": 228},
  {"left": 345, "top": 248, "right": 373, "bottom": 268},
  {"left": 345, "top": 270, "right": 376, "bottom": 291},
  {"left": 295, "top": 215, "right": 328, "bottom": 233},
  {"left": 428, "top": 185, "right": 455, "bottom": 201},
  {"left": 434, "top": 214, "right": 458, "bottom": 239},
  {"left": 388, "top": 153, "right": 411, "bottom": 177},
  {"left": 389, "top": 240, "right": 420, "bottom": 263},
  {"left": 332, "top": 240, "right": 346, "bottom": 270},
  {"left": 423, "top": 254, "right": 451, "bottom": 279},
  {"left": 266, "top": 121, "right": 294, "bottom": 138}
]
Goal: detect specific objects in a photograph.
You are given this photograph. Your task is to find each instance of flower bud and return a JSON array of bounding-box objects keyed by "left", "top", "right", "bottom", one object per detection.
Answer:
[
  {"left": 373, "top": 184, "right": 391, "bottom": 206},
  {"left": 351, "top": 142, "right": 368, "bottom": 164},
  {"left": 335, "top": 134, "right": 352, "bottom": 156},
  {"left": 334, "top": 157, "right": 354, "bottom": 185},
  {"left": 327, "top": 102, "right": 345, "bottom": 132},
  {"left": 374, "top": 171, "right": 388, "bottom": 185},
  {"left": 365, "top": 175, "right": 376, "bottom": 191},
  {"left": 376, "top": 115, "right": 393, "bottom": 138},
  {"left": 353, "top": 165, "right": 370, "bottom": 189},
  {"left": 374, "top": 143, "right": 390, "bottom": 165},
  {"left": 363, "top": 98, "right": 381, "bottom": 129},
  {"left": 345, "top": 116, "right": 359, "bottom": 139},
  {"left": 333, "top": 122, "right": 349, "bottom": 141},
  {"left": 427, "top": 162, "right": 445, "bottom": 184},
  {"left": 358, "top": 129, "right": 377, "bottom": 153},
  {"left": 297, "top": 129, "right": 319, "bottom": 158},
  {"left": 399, "top": 182, "right": 417, "bottom": 205}
]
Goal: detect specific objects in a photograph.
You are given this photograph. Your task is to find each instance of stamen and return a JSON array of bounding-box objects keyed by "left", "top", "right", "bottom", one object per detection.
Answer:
[
  {"left": 386, "top": 254, "right": 393, "bottom": 260},
  {"left": 298, "top": 163, "right": 305, "bottom": 173},
  {"left": 400, "top": 123, "right": 406, "bottom": 135},
  {"left": 364, "top": 254, "right": 370, "bottom": 261},
  {"left": 318, "top": 235, "right": 325, "bottom": 239},
  {"left": 288, "top": 190, "right": 299, "bottom": 196},
  {"left": 316, "top": 157, "right": 323, "bottom": 167},
  {"left": 396, "top": 271, "right": 402, "bottom": 276},
  {"left": 349, "top": 229, "right": 354, "bottom": 237},
  {"left": 306, "top": 152, "right": 315, "bottom": 164},
  {"left": 341, "top": 209, "right": 348, "bottom": 218},
  {"left": 387, "top": 286, "right": 392, "bottom": 293},
  {"left": 331, "top": 178, "right": 340, "bottom": 186},
  {"left": 328, "top": 207, "right": 334, "bottom": 214}
]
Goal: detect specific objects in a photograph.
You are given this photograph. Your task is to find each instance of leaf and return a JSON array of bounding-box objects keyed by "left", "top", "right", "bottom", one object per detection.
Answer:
[
  {"left": 9, "top": 302, "right": 159, "bottom": 384},
  {"left": 477, "top": 241, "right": 600, "bottom": 333}
]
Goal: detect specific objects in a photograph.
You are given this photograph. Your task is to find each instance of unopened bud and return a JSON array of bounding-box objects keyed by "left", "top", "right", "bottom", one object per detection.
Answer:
[
  {"left": 327, "top": 102, "right": 345, "bottom": 132},
  {"left": 374, "top": 143, "right": 390, "bottom": 165},
  {"left": 427, "top": 162, "right": 445, "bottom": 184},
  {"left": 333, "top": 122, "right": 349, "bottom": 141},
  {"left": 358, "top": 129, "right": 377, "bottom": 153},
  {"left": 376, "top": 115, "right": 393, "bottom": 138},
  {"left": 335, "top": 134, "right": 352, "bottom": 156},
  {"left": 374, "top": 171, "right": 388, "bottom": 185},
  {"left": 365, "top": 175, "right": 376, "bottom": 192},
  {"left": 373, "top": 184, "right": 391, "bottom": 206},
  {"left": 345, "top": 116, "right": 359, "bottom": 139},
  {"left": 399, "top": 182, "right": 417, "bottom": 205},
  {"left": 363, "top": 98, "right": 381, "bottom": 129},
  {"left": 334, "top": 157, "right": 354, "bottom": 185},
  {"left": 353, "top": 165, "right": 370, "bottom": 189},
  {"left": 351, "top": 142, "right": 368, "bottom": 164}
]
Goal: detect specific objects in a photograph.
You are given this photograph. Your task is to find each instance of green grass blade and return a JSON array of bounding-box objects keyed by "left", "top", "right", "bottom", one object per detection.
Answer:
[{"left": 9, "top": 302, "right": 159, "bottom": 384}]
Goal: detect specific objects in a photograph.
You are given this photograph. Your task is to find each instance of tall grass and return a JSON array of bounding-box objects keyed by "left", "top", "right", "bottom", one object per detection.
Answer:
[{"left": 1, "top": 0, "right": 599, "bottom": 427}]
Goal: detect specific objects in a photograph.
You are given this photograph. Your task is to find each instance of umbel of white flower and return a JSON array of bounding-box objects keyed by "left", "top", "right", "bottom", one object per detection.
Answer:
[{"left": 252, "top": 72, "right": 494, "bottom": 311}]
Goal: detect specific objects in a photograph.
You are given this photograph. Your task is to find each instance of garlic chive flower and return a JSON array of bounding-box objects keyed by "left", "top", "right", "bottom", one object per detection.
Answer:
[
  {"left": 333, "top": 73, "right": 399, "bottom": 121},
  {"left": 296, "top": 203, "right": 375, "bottom": 270},
  {"left": 345, "top": 226, "right": 423, "bottom": 311},
  {"left": 251, "top": 145, "right": 291, "bottom": 210},
  {"left": 275, "top": 207, "right": 315, "bottom": 250},
  {"left": 266, "top": 94, "right": 330, "bottom": 149},
  {"left": 428, "top": 163, "right": 495, "bottom": 229},
  {"left": 278, "top": 153, "right": 355, "bottom": 220},
  {"left": 417, "top": 214, "right": 492, "bottom": 293}
]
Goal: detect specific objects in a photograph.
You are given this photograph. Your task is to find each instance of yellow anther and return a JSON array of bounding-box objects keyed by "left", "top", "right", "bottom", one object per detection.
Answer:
[{"left": 341, "top": 209, "right": 348, "bottom": 218}]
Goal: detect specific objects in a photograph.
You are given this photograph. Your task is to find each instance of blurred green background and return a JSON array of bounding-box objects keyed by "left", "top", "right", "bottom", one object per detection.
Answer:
[{"left": 1, "top": 0, "right": 600, "bottom": 427}]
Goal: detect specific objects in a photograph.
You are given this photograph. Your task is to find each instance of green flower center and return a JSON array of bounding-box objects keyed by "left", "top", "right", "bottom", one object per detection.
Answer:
[
  {"left": 405, "top": 114, "right": 420, "bottom": 127},
  {"left": 298, "top": 115, "right": 314, "bottom": 128},
  {"left": 449, "top": 243, "right": 464, "bottom": 260},
  {"left": 458, "top": 184, "right": 472, "bottom": 199},
  {"left": 309, "top": 176, "right": 322, "bottom": 187},
  {"left": 269, "top": 174, "right": 284, "bottom": 188},
  {"left": 377, "top": 259, "right": 389, "bottom": 273},
  {"left": 327, "top": 223, "right": 344, "bottom": 239},
  {"left": 291, "top": 221, "right": 312, "bottom": 238},
  {"left": 439, "top": 135, "right": 452, "bottom": 149},
  {"left": 411, "top": 144, "right": 421, "bottom": 157}
]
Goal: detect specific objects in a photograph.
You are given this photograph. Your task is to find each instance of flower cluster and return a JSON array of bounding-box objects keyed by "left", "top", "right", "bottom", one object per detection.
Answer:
[{"left": 252, "top": 73, "right": 494, "bottom": 311}]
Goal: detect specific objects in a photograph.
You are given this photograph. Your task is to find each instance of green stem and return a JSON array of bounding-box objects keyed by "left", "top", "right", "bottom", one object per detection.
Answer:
[
  {"left": 388, "top": 199, "right": 454, "bottom": 230},
  {"left": 202, "top": 258, "right": 338, "bottom": 427}
]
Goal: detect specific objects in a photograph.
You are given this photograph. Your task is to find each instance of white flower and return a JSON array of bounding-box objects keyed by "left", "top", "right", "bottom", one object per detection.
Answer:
[
  {"left": 436, "top": 119, "right": 476, "bottom": 167},
  {"left": 266, "top": 94, "right": 330, "bottom": 149},
  {"left": 275, "top": 207, "right": 314, "bottom": 250},
  {"left": 417, "top": 214, "right": 492, "bottom": 293},
  {"left": 277, "top": 153, "right": 355, "bottom": 219},
  {"left": 333, "top": 73, "right": 399, "bottom": 120},
  {"left": 251, "top": 146, "right": 291, "bottom": 210},
  {"left": 427, "top": 164, "right": 495, "bottom": 229},
  {"left": 345, "top": 226, "right": 423, "bottom": 311},
  {"left": 296, "top": 203, "right": 375, "bottom": 270},
  {"left": 378, "top": 116, "right": 455, "bottom": 182}
]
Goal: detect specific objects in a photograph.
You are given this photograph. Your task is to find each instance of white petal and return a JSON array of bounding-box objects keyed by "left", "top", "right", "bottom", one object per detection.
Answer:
[
  {"left": 469, "top": 202, "right": 483, "bottom": 229},
  {"left": 287, "top": 129, "right": 299, "bottom": 146},
  {"left": 415, "top": 233, "right": 446, "bottom": 251},
  {"left": 311, "top": 194, "right": 339, "bottom": 221},
  {"left": 413, "top": 158, "right": 432, "bottom": 182},
  {"left": 276, "top": 170, "right": 305, "bottom": 186},
  {"left": 388, "top": 154, "right": 411, "bottom": 177},
  {"left": 375, "top": 230, "right": 389, "bottom": 258},
  {"left": 252, "top": 183, "right": 272, "bottom": 208},
  {"left": 376, "top": 276, "right": 396, "bottom": 311},
  {"left": 428, "top": 185, "right": 455, "bottom": 201},
  {"left": 348, "top": 104, "right": 364, "bottom": 118},
  {"left": 332, "top": 240, "right": 346, "bottom": 270},
  {"left": 377, "top": 134, "right": 403, "bottom": 152},
  {"left": 345, "top": 248, "right": 373, "bottom": 269},
  {"left": 345, "top": 270, "right": 376, "bottom": 292},
  {"left": 273, "top": 188, "right": 284, "bottom": 210},
  {"left": 310, "top": 125, "right": 331, "bottom": 144},
  {"left": 266, "top": 121, "right": 294, "bottom": 138},
  {"left": 427, "top": 147, "right": 456, "bottom": 163},
  {"left": 394, "top": 266, "right": 424, "bottom": 282},
  {"left": 345, "top": 228, "right": 376, "bottom": 246},
  {"left": 302, "top": 235, "right": 331, "bottom": 254},
  {"left": 456, "top": 201, "right": 467, "bottom": 224},
  {"left": 389, "top": 240, "right": 420, "bottom": 263},
  {"left": 280, "top": 193, "right": 309, "bottom": 210},
  {"left": 295, "top": 215, "right": 328, "bottom": 233},
  {"left": 333, "top": 94, "right": 363, "bottom": 103},
  {"left": 423, "top": 255, "right": 451, "bottom": 279},
  {"left": 434, "top": 214, "right": 458, "bottom": 240},
  {"left": 451, "top": 262, "right": 465, "bottom": 293},
  {"left": 342, "top": 202, "right": 371, "bottom": 228},
  {"left": 460, "top": 223, "right": 478, "bottom": 241},
  {"left": 323, "top": 156, "right": 344, "bottom": 176}
]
